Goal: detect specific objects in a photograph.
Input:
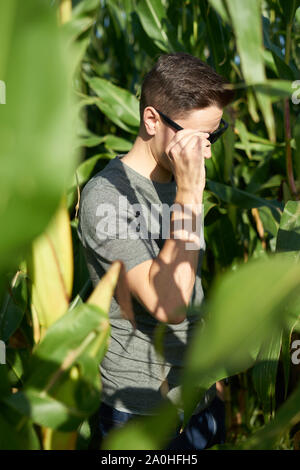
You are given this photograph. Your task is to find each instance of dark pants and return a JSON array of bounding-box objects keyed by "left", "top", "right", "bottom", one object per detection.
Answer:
[{"left": 89, "top": 395, "right": 226, "bottom": 450}]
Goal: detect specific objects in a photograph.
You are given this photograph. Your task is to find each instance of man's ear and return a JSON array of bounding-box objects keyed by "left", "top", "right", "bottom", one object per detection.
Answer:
[{"left": 143, "top": 107, "right": 158, "bottom": 136}]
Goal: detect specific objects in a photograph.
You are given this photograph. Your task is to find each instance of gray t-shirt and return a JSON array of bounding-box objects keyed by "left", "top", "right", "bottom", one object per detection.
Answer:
[{"left": 77, "top": 154, "right": 216, "bottom": 416}]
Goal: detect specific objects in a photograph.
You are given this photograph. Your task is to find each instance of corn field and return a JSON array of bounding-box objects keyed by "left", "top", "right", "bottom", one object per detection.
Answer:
[{"left": 0, "top": 0, "right": 300, "bottom": 450}]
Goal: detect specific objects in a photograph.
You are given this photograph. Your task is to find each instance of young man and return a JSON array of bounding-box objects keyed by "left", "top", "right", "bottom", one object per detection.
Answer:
[{"left": 78, "top": 52, "right": 234, "bottom": 449}]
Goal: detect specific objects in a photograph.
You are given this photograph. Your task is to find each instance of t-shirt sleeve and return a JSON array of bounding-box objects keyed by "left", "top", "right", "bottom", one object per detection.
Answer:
[{"left": 77, "top": 179, "right": 158, "bottom": 274}]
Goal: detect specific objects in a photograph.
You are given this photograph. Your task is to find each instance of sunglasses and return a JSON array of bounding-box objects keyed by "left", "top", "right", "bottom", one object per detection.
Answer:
[{"left": 154, "top": 108, "right": 228, "bottom": 144}]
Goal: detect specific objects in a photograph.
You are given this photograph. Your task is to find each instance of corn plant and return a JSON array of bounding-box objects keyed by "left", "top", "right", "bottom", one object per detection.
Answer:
[{"left": 0, "top": 0, "right": 300, "bottom": 450}]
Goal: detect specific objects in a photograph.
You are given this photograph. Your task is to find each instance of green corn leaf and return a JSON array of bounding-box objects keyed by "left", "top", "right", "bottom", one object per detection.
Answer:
[
  {"left": 62, "top": 16, "right": 95, "bottom": 40},
  {"left": 78, "top": 131, "right": 132, "bottom": 151},
  {"left": 181, "top": 253, "right": 300, "bottom": 425},
  {"left": 276, "top": 201, "right": 300, "bottom": 253},
  {"left": 88, "top": 77, "right": 140, "bottom": 130},
  {"left": 262, "top": 16, "right": 298, "bottom": 81},
  {"left": 26, "top": 303, "right": 110, "bottom": 391},
  {"left": 279, "top": 0, "right": 300, "bottom": 25},
  {"left": 6, "top": 347, "right": 30, "bottom": 387},
  {"left": 208, "top": 0, "right": 231, "bottom": 24},
  {"left": 27, "top": 202, "right": 74, "bottom": 334},
  {"left": 238, "top": 382, "right": 300, "bottom": 449},
  {"left": 204, "top": 212, "right": 239, "bottom": 267},
  {"left": 206, "top": 179, "right": 283, "bottom": 213},
  {"left": 103, "top": 135, "right": 133, "bottom": 152},
  {"left": 74, "top": 153, "right": 113, "bottom": 185},
  {"left": 203, "top": 190, "right": 218, "bottom": 218},
  {"left": 0, "top": 0, "right": 79, "bottom": 272},
  {"left": 225, "top": 0, "right": 275, "bottom": 141},
  {"left": 0, "top": 411, "right": 40, "bottom": 450},
  {"left": 199, "top": 1, "right": 227, "bottom": 73},
  {"left": 3, "top": 303, "right": 110, "bottom": 431},
  {"left": 0, "top": 272, "right": 27, "bottom": 342},
  {"left": 257, "top": 206, "right": 280, "bottom": 239},
  {"left": 227, "top": 79, "right": 295, "bottom": 98},
  {"left": 225, "top": 0, "right": 264, "bottom": 84},
  {"left": 252, "top": 80, "right": 295, "bottom": 98},
  {"left": 235, "top": 119, "right": 252, "bottom": 159},
  {"left": 252, "top": 329, "right": 283, "bottom": 419},
  {"left": 67, "top": 153, "right": 113, "bottom": 210},
  {"left": 72, "top": 0, "right": 100, "bottom": 18},
  {"left": 135, "top": 0, "right": 173, "bottom": 52},
  {"left": 1, "top": 261, "right": 123, "bottom": 431},
  {"left": 2, "top": 388, "right": 88, "bottom": 432}
]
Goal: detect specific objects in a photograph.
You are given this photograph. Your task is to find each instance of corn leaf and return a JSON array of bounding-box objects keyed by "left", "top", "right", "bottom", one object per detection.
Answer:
[
  {"left": 0, "top": 412, "right": 40, "bottom": 450},
  {"left": 206, "top": 179, "right": 283, "bottom": 213},
  {"left": 0, "top": 0, "right": 79, "bottom": 272},
  {"left": 136, "top": 0, "right": 173, "bottom": 52},
  {"left": 28, "top": 202, "right": 73, "bottom": 332},
  {"left": 276, "top": 201, "right": 300, "bottom": 253},
  {"left": 181, "top": 253, "right": 300, "bottom": 424},
  {"left": 3, "top": 303, "right": 110, "bottom": 431},
  {"left": 87, "top": 77, "right": 140, "bottom": 131},
  {"left": 225, "top": 0, "right": 275, "bottom": 141},
  {"left": 252, "top": 329, "right": 282, "bottom": 419}
]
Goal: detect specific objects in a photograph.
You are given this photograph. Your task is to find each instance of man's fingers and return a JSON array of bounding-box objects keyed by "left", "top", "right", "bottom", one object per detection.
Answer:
[
  {"left": 183, "top": 134, "right": 208, "bottom": 158},
  {"left": 166, "top": 129, "right": 210, "bottom": 156},
  {"left": 169, "top": 129, "right": 209, "bottom": 146},
  {"left": 167, "top": 132, "right": 210, "bottom": 159}
]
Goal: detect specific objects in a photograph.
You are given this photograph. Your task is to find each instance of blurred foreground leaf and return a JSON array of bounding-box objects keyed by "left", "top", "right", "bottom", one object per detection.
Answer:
[
  {"left": 0, "top": 0, "right": 79, "bottom": 272},
  {"left": 181, "top": 253, "right": 300, "bottom": 425}
]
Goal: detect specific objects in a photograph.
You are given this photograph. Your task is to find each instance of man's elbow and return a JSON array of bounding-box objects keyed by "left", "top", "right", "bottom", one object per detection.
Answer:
[
  {"left": 154, "top": 305, "right": 187, "bottom": 325},
  {"left": 168, "top": 314, "right": 186, "bottom": 325}
]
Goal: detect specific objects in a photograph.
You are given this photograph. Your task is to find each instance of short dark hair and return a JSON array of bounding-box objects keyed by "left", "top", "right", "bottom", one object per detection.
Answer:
[{"left": 139, "top": 52, "right": 234, "bottom": 123}]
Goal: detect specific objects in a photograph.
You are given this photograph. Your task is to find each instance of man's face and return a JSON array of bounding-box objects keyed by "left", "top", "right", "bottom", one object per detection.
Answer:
[{"left": 148, "top": 105, "right": 223, "bottom": 171}]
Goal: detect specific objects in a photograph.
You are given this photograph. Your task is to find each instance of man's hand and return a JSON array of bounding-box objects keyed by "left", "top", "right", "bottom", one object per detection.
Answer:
[{"left": 165, "top": 129, "right": 211, "bottom": 197}]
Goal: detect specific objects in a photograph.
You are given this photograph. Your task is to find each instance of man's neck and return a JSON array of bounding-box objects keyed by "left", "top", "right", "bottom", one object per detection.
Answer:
[{"left": 121, "top": 136, "right": 173, "bottom": 183}]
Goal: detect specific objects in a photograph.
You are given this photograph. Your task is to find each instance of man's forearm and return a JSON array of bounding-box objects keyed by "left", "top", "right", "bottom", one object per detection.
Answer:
[{"left": 148, "top": 189, "right": 204, "bottom": 323}]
